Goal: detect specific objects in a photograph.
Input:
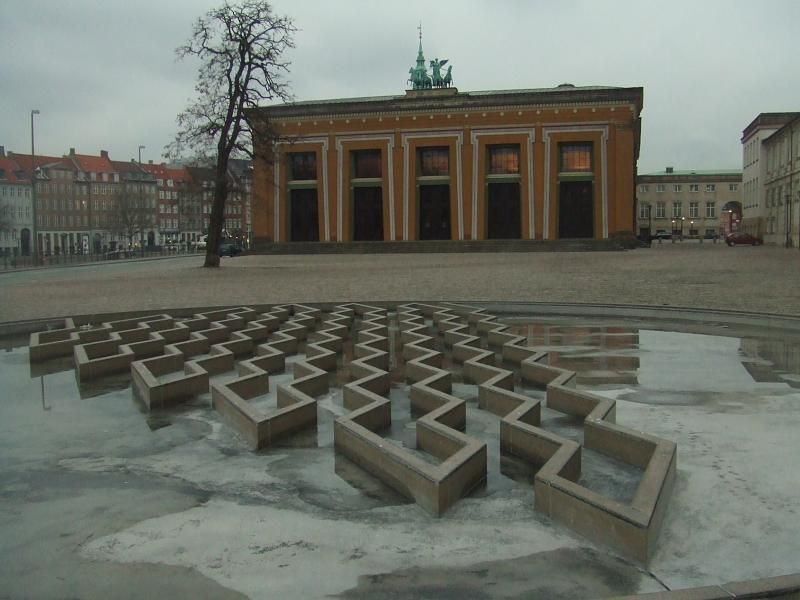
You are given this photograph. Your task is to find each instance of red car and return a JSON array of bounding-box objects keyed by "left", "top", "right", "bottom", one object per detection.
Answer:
[{"left": 726, "top": 232, "right": 763, "bottom": 246}]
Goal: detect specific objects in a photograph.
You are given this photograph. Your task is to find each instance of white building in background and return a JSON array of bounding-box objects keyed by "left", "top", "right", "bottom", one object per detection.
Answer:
[
  {"left": 740, "top": 112, "right": 799, "bottom": 241},
  {"left": 636, "top": 167, "right": 742, "bottom": 240},
  {"left": 762, "top": 115, "right": 800, "bottom": 247},
  {"left": 0, "top": 147, "right": 33, "bottom": 256}
]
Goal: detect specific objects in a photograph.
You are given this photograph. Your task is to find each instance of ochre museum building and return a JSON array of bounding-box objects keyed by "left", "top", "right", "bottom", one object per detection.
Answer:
[{"left": 250, "top": 85, "right": 643, "bottom": 245}]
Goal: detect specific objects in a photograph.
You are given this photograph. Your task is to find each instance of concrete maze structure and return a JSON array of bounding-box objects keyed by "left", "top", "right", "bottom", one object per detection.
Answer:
[{"left": 29, "top": 302, "right": 677, "bottom": 565}]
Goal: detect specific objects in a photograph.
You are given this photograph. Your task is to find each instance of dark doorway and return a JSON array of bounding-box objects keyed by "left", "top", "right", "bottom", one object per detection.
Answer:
[
  {"left": 94, "top": 233, "right": 102, "bottom": 254},
  {"left": 352, "top": 187, "right": 383, "bottom": 241},
  {"left": 487, "top": 182, "right": 521, "bottom": 239},
  {"left": 20, "top": 229, "right": 30, "bottom": 256},
  {"left": 289, "top": 188, "right": 320, "bottom": 242},
  {"left": 419, "top": 185, "right": 451, "bottom": 240},
  {"left": 558, "top": 181, "right": 594, "bottom": 238},
  {"left": 147, "top": 231, "right": 155, "bottom": 247}
]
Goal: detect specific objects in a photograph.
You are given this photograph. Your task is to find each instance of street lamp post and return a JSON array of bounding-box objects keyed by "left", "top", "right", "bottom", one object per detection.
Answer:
[
  {"left": 138, "top": 145, "right": 145, "bottom": 255},
  {"left": 786, "top": 194, "right": 792, "bottom": 248},
  {"left": 30, "top": 109, "right": 40, "bottom": 263}
]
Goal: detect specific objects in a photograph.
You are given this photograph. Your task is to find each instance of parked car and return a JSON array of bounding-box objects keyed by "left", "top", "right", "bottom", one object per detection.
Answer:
[
  {"left": 217, "top": 242, "right": 243, "bottom": 257},
  {"left": 653, "top": 230, "right": 672, "bottom": 240},
  {"left": 725, "top": 232, "right": 763, "bottom": 246}
]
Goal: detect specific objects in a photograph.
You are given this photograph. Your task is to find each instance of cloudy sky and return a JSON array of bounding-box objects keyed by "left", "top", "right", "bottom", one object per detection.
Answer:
[{"left": 1, "top": 0, "right": 797, "bottom": 173}]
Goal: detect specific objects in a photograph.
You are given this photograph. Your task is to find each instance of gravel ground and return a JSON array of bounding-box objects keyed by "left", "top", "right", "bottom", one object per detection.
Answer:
[{"left": 1, "top": 242, "right": 798, "bottom": 322}]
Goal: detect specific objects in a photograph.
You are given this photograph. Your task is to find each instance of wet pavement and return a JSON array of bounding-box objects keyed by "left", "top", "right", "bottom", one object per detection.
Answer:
[{"left": 1, "top": 314, "right": 800, "bottom": 599}]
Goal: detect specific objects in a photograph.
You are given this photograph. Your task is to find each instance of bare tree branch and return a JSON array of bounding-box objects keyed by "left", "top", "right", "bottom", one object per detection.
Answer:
[{"left": 167, "top": 1, "right": 295, "bottom": 267}]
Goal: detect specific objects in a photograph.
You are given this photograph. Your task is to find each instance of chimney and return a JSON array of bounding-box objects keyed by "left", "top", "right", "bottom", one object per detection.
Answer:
[
  {"left": 666, "top": 166, "right": 674, "bottom": 174},
  {"left": 100, "top": 150, "right": 109, "bottom": 159}
]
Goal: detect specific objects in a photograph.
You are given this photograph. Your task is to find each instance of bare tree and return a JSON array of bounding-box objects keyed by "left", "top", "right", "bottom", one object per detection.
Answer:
[
  {"left": 109, "top": 189, "right": 154, "bottom": 252},
  {"left": 168, "top": 0, "right": 295, "bottom": 267}
]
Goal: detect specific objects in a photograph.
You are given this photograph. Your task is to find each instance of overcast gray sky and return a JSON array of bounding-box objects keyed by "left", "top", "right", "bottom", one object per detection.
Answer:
[{"left": 1, "top": 0, "right": 797, "bottom": 173}]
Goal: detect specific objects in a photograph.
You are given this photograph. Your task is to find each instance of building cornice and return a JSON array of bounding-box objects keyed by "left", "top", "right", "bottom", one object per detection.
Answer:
[{"left": 251, "top": 87, "right": 643, "bottom": 122}]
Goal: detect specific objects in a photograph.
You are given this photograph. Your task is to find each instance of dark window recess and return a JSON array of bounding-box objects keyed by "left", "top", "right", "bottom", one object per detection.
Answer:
[
  {"left": 353, "top": 150, "right": 382, "bottom": 179},
  {"left": 486, "top": 182, "right": 521, "bottom": 239},
  {"left": 419, "top": 185, "right": 451, "bottom": 240},
  {"left": 352, "top": 187, "right": 383, "bottom": 241},
  {"left": 419, "top": 147, "right": 449, "bottom": 177},
  {"left": 560, "top": 143, "right": 593, "bottom": 172},
  {"left": 289, "top": 188, "right": 319, "bottom": 242},
  {"left": 487, "top": 145, "right": 520, "bottom": 175},
  {"left": 558, "top": 180, "right": 593, "bottom": 238},
  {"left": 289, "top": 152, "right": 317, "bottom": 181}
]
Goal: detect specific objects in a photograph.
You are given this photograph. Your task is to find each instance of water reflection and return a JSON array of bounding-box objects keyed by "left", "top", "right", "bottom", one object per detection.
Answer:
[{"left": 506, "top": 320, "right": 800, "bottom": 394}]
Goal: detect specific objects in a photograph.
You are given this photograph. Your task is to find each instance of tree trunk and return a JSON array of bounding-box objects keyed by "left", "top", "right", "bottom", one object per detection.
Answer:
[{"left": 204, "top": 154, "right": 229, "bottom": 268}]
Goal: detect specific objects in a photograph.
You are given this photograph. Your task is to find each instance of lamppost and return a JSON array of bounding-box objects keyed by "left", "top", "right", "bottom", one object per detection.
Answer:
[
  {"left": 138, "top": 145, "right": 145, "bottom": 255},
  {"left": 671, "top": 218, "right": 676, "bottom": 243},
  {"left": 690, "top": 219, "right": 695, "bottom": 242},
  {"left": 29, "top": 109, "right": 41, "bottom": 263},
  {"left": 786, "top": 193, "right": 792, "bottom": 248}
]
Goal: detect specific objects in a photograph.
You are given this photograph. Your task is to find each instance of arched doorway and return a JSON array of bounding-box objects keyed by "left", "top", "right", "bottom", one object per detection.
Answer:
[
  {"left": 20, "top": 229, "right": 30, "bottom": 256},
  {"left": 721, "top": 201, "right": 742, "bottom": 236}
]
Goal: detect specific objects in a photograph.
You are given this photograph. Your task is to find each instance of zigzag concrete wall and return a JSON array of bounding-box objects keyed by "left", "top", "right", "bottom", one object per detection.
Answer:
[{"left": 29, "top": 302, "right": 676, "bottom": 563}]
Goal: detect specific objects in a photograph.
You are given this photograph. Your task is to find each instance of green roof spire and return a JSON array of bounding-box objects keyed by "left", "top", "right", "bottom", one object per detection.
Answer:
[
  {"left": 416, "top": 22, "right": 425, "bottom": 69},
  {"left": 407, "top": 23, "right": 454, "bottom": 90}
]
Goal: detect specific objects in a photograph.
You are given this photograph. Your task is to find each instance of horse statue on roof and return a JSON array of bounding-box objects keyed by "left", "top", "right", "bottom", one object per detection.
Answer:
[{"left": 408, "top": 66, "right": 432, "bottom": 89}]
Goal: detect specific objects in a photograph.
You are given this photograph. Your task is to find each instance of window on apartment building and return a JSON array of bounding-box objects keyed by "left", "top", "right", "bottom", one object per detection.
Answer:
[
  {"left": 674, "top": 184, "right": 682, "bottom": 192},
  {"left": 656, "top": 184, "right": 665, "bottom": 193},
  {"left": 559, "top": 143, "right": 592, "bottom": 172},
  {"left": 672, "top": 203, "right": 682, "bottom": 218},
  {"left": 638, "top": 204, "right": 650, "bottom": 218},
  {"left": 729, "top": 183, "right": 738, "bottom": 192},
  {"left": 655, "top": 202, "right": 665, "bottom": 218},
  {"left": 705, "top": 184, "right": 716, "bottom": 192},
  {"left": 689, "top": 184, "right": 699, "bottom": 192},
  {"left": 639, "top": 185, "right": 648, "bottom": 193},
  {"left": 706, "top": 202, "right": 716, "bottom": 218},
  {"left": 689, "top": 202, "right": 699, "bottom": 218}
]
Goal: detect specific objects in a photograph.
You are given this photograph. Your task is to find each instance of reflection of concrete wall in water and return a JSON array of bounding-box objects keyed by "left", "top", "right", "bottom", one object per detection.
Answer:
[
  {"left": 739, "top": 337, "right": 800, "bottom": 386},
  {"left": 507, "top": 323, "right": 640, "bottom": 384}
]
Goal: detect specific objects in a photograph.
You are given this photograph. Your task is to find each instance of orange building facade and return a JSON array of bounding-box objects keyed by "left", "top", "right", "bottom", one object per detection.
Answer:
[{"left": 250, "top": 85, "right": 643, "bottom": 245}]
